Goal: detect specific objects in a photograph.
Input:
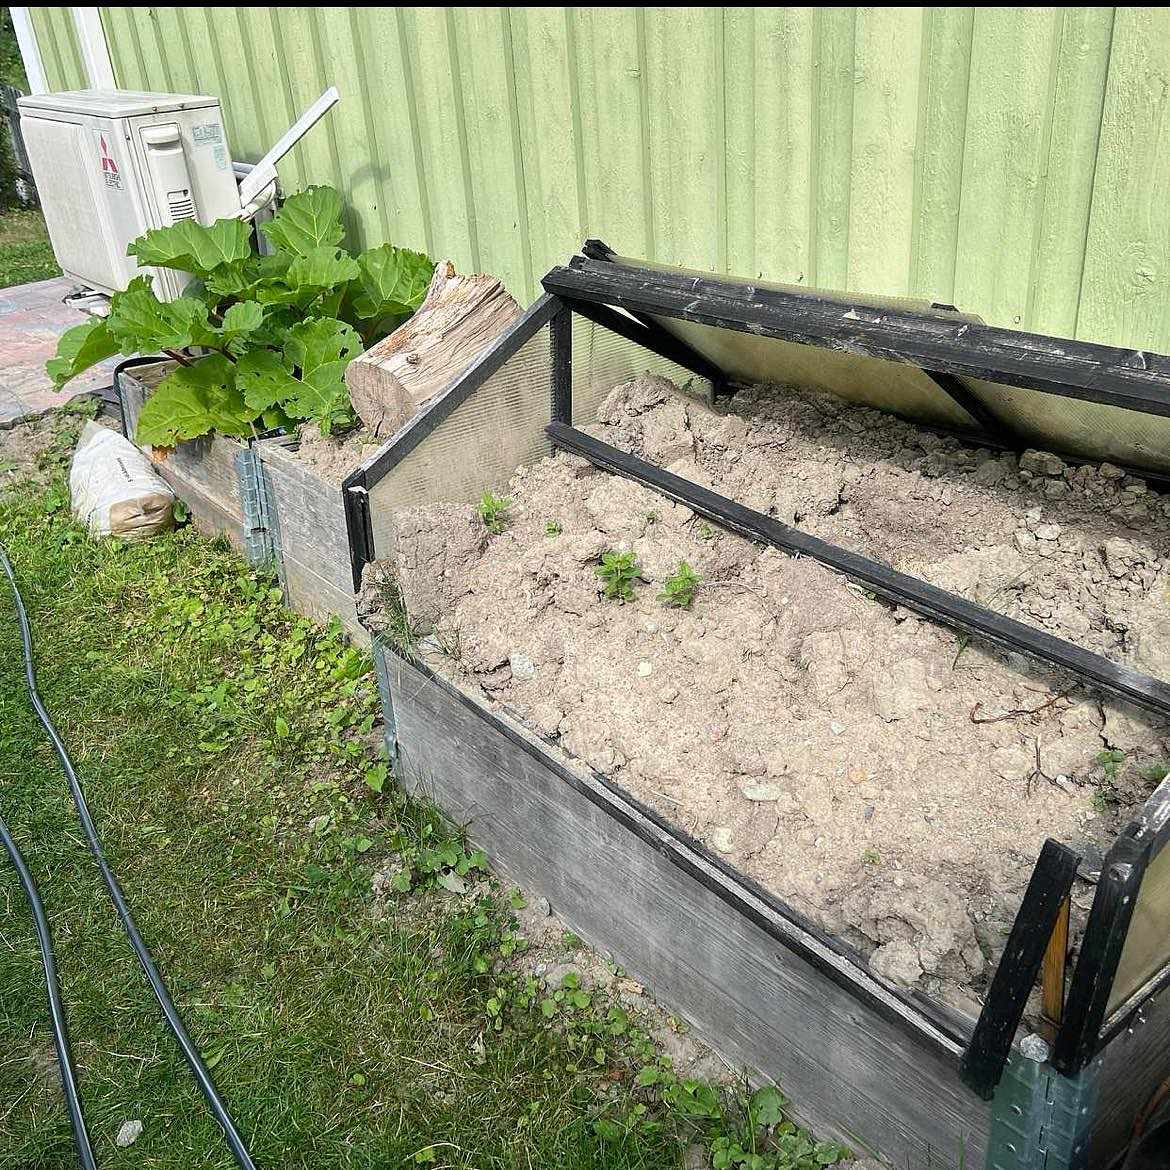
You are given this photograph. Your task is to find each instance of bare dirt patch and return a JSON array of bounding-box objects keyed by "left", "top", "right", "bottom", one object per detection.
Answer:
[
  {"left": 362, "top": 377, "right": 1170, "bottom": 1020},
  {"left": 0, "top": 399, "right": 110, "bottom": 491},
  {"left": 289, "top": 422, "right": 388, "bottom": 485}
]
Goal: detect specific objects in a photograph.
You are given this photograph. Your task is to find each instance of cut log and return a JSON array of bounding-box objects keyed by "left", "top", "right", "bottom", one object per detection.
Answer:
[{"left": 345, "top": 260, "right": 522, "bottom": 438}]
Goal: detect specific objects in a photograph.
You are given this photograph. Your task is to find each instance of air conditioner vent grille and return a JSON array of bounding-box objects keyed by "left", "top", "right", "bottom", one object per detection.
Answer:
[{"left": 167, "top": 192, "right": 195, "bottom": 222}]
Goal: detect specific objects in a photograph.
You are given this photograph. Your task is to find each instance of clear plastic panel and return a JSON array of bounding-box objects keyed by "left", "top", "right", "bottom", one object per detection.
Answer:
[
  {"left": 646, "top": 314, "right": 975, "bottom": 430},
  {"left": 368, "top": 323, "right": 553, "bottom": 560},
  {"left": 966, "top": 379, "right": 1170, "bottom": 475},
  {"left": 1108, "top": 840, "right": 1170, "bottom": 1015},
  {"left": 649, "top": 310, "right": 1170, "bottom": 475},
  {"left": 571, "top": 313, "right": 716, "bottom": 426}
]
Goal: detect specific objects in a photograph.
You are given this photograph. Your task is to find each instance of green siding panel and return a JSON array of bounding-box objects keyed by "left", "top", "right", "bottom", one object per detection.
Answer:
[
  {"left": 29, "top": 8, "right": 87, "bottom": 92},
  {"left": 23, "top": 7, "right": 1169, "bottom": 350}
]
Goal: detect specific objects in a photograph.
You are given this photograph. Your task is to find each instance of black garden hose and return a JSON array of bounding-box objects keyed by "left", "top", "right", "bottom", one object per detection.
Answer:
[
  {"left": 0, "top": 545, "right": 258, "bottom": 1170},
  {"left": 0, "top": 813, "right": 96, "bottom": 1170}
]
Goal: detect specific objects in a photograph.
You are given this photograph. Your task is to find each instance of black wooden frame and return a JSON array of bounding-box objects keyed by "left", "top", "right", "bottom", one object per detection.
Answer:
[
  {"left": 340, "top": 293, "right": 561, "bottom": 590},
  {"left": 545, "top": 256, "right": 1170, "bottom": 418},
  {"left": 535, "top": 272, "right": 1170, "bottom": 1090},
  {"left": 343, "top": 259, "right": 1170, "bottom": 1095}
]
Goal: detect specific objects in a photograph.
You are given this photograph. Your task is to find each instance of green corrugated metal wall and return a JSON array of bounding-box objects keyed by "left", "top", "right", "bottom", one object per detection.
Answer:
[
  {"left": 27, "top": 7, "right": 1170, "bottom": 352},
  {"left": 27, "top": 7, "right": 87, "bottom": 93}
]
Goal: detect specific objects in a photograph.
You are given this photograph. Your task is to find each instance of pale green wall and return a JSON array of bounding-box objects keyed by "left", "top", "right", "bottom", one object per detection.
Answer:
[
  {"left": 27, "top": 7, "right": 86, "bottom": 92},
  {"left": 29, "top": 7, "right": 1170, "bottom": 351}
]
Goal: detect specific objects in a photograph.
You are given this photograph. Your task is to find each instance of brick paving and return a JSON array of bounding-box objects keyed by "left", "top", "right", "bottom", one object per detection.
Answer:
[{"left": 0, "top": 277, "right": 118, "bottom": 423}]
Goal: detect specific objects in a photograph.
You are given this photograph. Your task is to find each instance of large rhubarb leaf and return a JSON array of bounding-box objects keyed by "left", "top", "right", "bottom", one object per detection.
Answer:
[
  {"left": 135, "top": 355, "right": 256, "bottom": 447},
  {"left": 260, "top": 187, "right": 344, "bottom": 256},
  {"left": 352, "top": 244, "right": 433, "bottom": 319},
  {"left": 106, "top": 279, "right": 217, "bottom": 353},
  {"left": 127, "top": 218, "right": 252, "bottom": 276},
  {"left": 236, "top": 348, "right": 301, "bottom": 413},
  {"left": 45, "top": 318, "right": 119, "bottom": 389},
  {"left": 287, "top": 246, "right": 360, "bottom": 291},
  {"left": 283, "top": 317, "right": 362, "bottom": 423},
  {"left": 217, "top": 300, "right": 265, "bottom": 354}
]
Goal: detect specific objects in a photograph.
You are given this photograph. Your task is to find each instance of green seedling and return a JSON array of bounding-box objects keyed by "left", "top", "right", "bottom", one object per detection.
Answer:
[
  {"left": 658, "top": 560, "right": 701, "bottom": 609},
  {"left": 477, "top": 490, "right": 511, "bottom": 534},
  {"left": 596, "top": 550, "right": 641, "bottom": 603},
  {"left": 545, "top": 519, "right": 562, "bottom": 537},
  {"left": 1096, "top": 749, "right": 1126, "bottom": 780}
]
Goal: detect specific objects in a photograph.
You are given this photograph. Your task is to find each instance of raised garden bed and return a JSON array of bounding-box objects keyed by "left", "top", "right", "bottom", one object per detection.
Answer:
[{"left": 343, "top": 258, "right": 1170, "bottom": 1170}]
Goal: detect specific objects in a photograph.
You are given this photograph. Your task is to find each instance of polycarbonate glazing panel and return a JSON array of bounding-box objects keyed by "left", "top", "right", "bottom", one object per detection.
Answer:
[
  {"left": 367, "top": 324, "right": 553, "bottom": 560},
  {"left": 965, "top": 379, "right": 1170, "bottom": 475},
  {"left": 1107, "top": 842, "right": 1170, "bottom": 1015},
  {"left": 571, "top": 314, "right": 716, "bottom": 427},
  {"left": 646, "top": 315, "right": 975, "bottom": 430}
]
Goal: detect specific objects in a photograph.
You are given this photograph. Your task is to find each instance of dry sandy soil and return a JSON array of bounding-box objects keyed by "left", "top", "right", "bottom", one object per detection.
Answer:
[{"left": 361, "top": 376, "right": 1170, "bottom": 1019}]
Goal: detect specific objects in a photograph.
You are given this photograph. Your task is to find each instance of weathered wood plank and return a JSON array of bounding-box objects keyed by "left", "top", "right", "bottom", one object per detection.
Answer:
[
  {"left": 119, "top": 365, "right": 249, "bottom": 552},
  {"left": 1094, "top": 982, "right": 1170, "bottom": 1165},
  {"left": 383, "top": 644, "right": 987, "bottom": 1169},
  {"left": 256, "top": 439, "right": 366, "bottom": 644}
]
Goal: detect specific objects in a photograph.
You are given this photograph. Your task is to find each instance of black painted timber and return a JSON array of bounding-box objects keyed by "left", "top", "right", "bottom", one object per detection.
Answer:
[
  {"left": 960, "top": 839, "right": 1081, "bottom": 1098},
  {"left": 546, "top": 422, "right": 1170, "bottom": 721},
  {"left": 925, "top": 369, "right": 1013, "bottom": 442},
  {"left": 543, "top": 262, "right": 1170, "bottom": 419},
  {"left": 550, "top": 303, "right": 573, "bottom": 424},
  {"left": 1055, "top": 777, "right": 1170, "bottom": 1073},
  {"left": 573, "top": 241, "right": 732, "bottom": 395}
]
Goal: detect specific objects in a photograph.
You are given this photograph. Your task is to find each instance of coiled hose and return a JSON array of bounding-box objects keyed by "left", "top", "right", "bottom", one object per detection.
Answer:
[{"left": 0, "top": 545, "right": 258, "bottom": 1170}]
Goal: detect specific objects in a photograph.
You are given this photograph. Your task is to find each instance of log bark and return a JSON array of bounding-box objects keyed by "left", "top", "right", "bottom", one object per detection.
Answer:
[{"left": 345, "top": 260, "right": 522, "bottom": 438}]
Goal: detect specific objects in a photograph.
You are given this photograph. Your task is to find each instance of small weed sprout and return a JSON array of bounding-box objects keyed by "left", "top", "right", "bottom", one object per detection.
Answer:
[
  {"left": 477, "top": 490, "right": 511, "bottom": 534},
  {"left": 545, "top": 519, "right": 562, "bottom": 537},
  {"left": 699, "top": 522, "right": 715, "bottom": 541},
  {"left": 596, "top": 550, "right": 641, "bottom": 603},
  {"left": 658, "top": 561, "right": 701, "bottom": 609},
  {"left": 1096, "top": 749, "right": 1126, "bottom": 780}
]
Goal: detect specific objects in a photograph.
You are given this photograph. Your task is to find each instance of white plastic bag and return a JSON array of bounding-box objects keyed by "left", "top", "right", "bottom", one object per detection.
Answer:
[{"left": 69, "top": 422, "right": 175, "bottom": 539}]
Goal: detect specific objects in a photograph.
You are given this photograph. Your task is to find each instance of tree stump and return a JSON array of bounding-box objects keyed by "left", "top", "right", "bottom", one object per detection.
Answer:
[{"left": 345, "top": 260, "right": 522, "bottom": 438}]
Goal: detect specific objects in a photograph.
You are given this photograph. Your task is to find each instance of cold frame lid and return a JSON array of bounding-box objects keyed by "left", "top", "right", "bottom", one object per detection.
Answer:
[{"left": 543, "top": 248, "right": 1170, "bottom": 476}]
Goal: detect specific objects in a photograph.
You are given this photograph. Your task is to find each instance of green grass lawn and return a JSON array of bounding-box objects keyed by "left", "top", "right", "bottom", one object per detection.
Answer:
[
  {"left": 0, "top": 208, "right": 60, "bottom": 288},
  {"left": 0, "top": 411, "right": 844, "bottom": 1170}
]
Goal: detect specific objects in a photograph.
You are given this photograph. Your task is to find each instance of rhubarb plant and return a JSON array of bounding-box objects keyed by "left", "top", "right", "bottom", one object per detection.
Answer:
[{"left": 46, "top": 186, "right": 434, "bottom": 448}]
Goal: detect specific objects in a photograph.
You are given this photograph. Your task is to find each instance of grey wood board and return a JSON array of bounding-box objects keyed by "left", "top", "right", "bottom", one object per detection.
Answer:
[
  {"left": 257, "top": 440, "right": 363, "bottom": 639},
  {"left": 384, "top": 647, "right": 989, "bottom": 1170},
  {"left": 1092, "top": 982, "right": 1170, "bottom": 1165},
  {"left": 121, "top": 368, "right": 247, "bottom": 546}
]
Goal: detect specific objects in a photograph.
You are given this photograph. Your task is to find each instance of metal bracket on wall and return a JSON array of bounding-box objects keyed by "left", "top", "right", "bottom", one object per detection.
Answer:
[
  {"left": 372, "top": 636, "right": 400, "bottom": 768},
  {"left": 235, "top": 444, "right": 285, "bottom": 584},
  {"left": 342, "top": 478, "right": 374, "bottom": 593},
  {"left": 986, "top": 1038, "right": 1100, "bottom": 1170}
]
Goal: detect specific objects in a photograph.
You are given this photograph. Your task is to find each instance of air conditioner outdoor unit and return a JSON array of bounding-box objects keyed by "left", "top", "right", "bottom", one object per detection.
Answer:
[
  {"left": 18, "top": 86, "right": 339, "bottom": 303},
  {"left": 18, "top": 90, "right": 242, "bottom": 300}
]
